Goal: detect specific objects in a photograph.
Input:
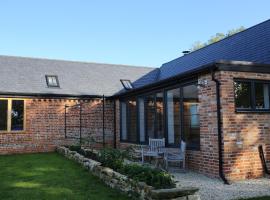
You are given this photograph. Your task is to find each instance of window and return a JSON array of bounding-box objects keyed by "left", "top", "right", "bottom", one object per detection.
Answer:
[
  {"left": 183, "top": 84, "right": 200, "bottom": 150},
  {"left": 46, "top": 75, "right": 60, "bottom": 87},
  {"left": 234, "top": 81, "right": 252, "bottom": 109},
  {"left": 120, "top": 99, "right": 138, "bottom": 143},
  {"left": 0, "top": 100, "right": 8, "bottom": 131},
  {"left": 234, "top": 79, "right": 270, "bottom": 111},
  {"left": 127, "top": 98, "right": 137, "bottom": 142},
  {"left": 255, "top": 83, "right": 269, "bottom": 109},
  {"left": 120, "top": 79, "right": 133, "bottom": 90},
  {"left": 120, "top": 102, "right": 127, "bottom": 140},
  {"left": 138, "top": 97, "right": 145, "bottom": 143},
  {"left": 156, "top": 92, "right": 164, "bottom": 138},
  {"left": 11, "top": 100, "right": 25, "bottom": 131},
  {"left": 166, "top": 88, "right": 181, "bottom": 146},
  {"left": 146, "top": 95, "right": 155, "bottom": 139},
  {"left": 145, "top": 93, "right": 165, "bottom": 140},
  {"left": 120, "top": 81, "right": 200, "bottom": 150},
  {"left": 0, "top": 99, "right": 25, "bottom": 132}
]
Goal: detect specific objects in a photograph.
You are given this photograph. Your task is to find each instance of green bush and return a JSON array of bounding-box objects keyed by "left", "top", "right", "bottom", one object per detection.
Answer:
[
  {"left": 69, "top": 145, "right": 82, "bottom": 152},
  {"left": 96, "top": 147, "right": 175, "bottom": 189},
  {"left": 71, "top": 146, "right": 175, "bottom": 189},
  {"left": 97, "top": 148, "right": 129, "bottom": 170},
  {"left": 120, "top": 164, "right": 175, "bottom": 189}
]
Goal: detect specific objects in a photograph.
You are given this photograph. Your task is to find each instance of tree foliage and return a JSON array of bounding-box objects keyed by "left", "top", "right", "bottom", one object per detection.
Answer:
[{"left": 190, "top": 26, "right": 245, "bottom": 51}]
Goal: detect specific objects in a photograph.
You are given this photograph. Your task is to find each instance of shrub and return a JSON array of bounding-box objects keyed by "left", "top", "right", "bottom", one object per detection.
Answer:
[
  {"left": 71, "top": 146, "right": 175, "bottom": 189},
  {"left": 69, "top": 145, "right": 81, "bottom": 152},
  {"left": 97, "top": 148, "right": 129, "bottom": 170},
  {"left": 120, "top": 164, "right": 175, "bottom": 189}
]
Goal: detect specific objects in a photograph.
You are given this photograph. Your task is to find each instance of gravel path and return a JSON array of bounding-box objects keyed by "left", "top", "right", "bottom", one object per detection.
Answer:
[{"left": 172, "top": 171, "right": 270, "bottom": 200}]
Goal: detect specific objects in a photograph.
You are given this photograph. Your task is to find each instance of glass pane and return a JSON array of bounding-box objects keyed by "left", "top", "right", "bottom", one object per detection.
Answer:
[
  {"left": 47, "top": 76, "right": 58, "bottom": 87},
  {"left": 183, "top": 102, "right": 200, "bottom": 149},
  {"left": 138, "top": 98, "right": 145, "bottom": 142},
  {"left": 11, "top": 100, "right": 24, "bottom": 131},
  {"left": 121, "top": 102, "right": 127, "bottom": 140},
  {"left": 166, "top": 88, "right": 181, "bottom": 145},
  {"left": 183, "top": 84, "right": 198, "bottom": 100},
  {"left": 127, "top": 98, "right": 137, "bottom": 142},
  {"left": 255, "top": 83, "right": 269, "bottom": 109},
  {"left": 156, "top": 92, "right": 164, "bottom": 139},
  {"left": 234, "top": 81, "right": 252, "bottom": 109},
  {"left": 183, "top": 83, "right": 200, "bottom": 149},
  {"left": 0, "top": 100, "right": 8, "bottom": 131},
  {"left": 146, "top": 95, "right": 155, "bottom": 139}
]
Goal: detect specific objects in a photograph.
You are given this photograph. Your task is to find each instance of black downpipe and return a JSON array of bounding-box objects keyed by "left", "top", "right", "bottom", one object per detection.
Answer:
[
  {"left": 258, "top": 145, "right": 270, "bottom": 175},
  {"left": 79, "top": 103, "right": 82, "bottom": 145},
  {"left": 211, "top": 69, "right": 229, "bottom": 185},
  {"left": 102, "top": 95, "right": 105, "bottom": 147},
  {"left": 113, "top": 100, "right": 117, "bottom": 148}
]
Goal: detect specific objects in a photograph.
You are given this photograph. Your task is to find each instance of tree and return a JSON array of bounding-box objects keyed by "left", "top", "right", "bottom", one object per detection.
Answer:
[{"left": 190, "top": 26, "right": 245, "bottom": 51}]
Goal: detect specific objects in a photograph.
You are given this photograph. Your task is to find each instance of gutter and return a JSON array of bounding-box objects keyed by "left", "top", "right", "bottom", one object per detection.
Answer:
[
  {"left": 211, "top": 67, "right": 229, "bottom": 184},
  {"left": 0, "top": 92, "right": 106, "bottom": 99},
  {"left": 113, "top": 100, "right": 117, "bottom": 148}
]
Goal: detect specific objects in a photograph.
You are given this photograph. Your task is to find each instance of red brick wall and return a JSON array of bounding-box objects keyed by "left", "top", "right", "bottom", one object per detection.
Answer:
[
  {"left": 219, "top": 71, "right": 270, "bottom": 181},
  {"left": 187, "top": 73, "right": 220, "bottom": 177},
  {"left": 0, "top": 98, "right": 115, "bottom": 155}
]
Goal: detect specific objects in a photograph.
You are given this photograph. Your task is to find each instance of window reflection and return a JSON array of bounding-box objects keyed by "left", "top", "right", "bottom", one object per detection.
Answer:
[
  {"left": 11, "top": 100, "right": 24, "bottom": 131},
  {"left": 166, "top": 88, "right": 181, "bottom": 146},
  {"left": 146, "top": 95, "right": 155, "bottom": 139}
]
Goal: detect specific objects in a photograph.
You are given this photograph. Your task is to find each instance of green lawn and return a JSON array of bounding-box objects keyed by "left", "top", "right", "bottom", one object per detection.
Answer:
[
  {"left": 0, "top": 153, "right": 129, "bottom": 200},
  {"left": 241, "top": 197, "right": 270, "bottom": 200}
]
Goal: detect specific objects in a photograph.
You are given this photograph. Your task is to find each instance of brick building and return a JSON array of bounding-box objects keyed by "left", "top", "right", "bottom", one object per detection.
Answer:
[{"left": 1, "top": 19, "right": 270, "bottom": 182}]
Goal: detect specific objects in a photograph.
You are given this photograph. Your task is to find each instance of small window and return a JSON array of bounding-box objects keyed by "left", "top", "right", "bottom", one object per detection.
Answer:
[
  {"left": 183, "top": 84, "right": 200, "bottom": 150},
  {"left": 0, "top": 99, "right": 25, "bottom": 132},
  {"left": 11, "top": 100, "right": 24, "bottom": 131},
  {"left": 234, "top": 79, "right": 270, "bottom": 111},
  {"left": 0, "top": 100, "right": 8, "bottom": 131},
  {"left": 46, "top": 75, "right": 60, "bottom": 88},
  {"left": 255, "top": 83, "right": 269, "bottom": 109},
  {"left": 234, "top": 81, "right": 252, "bottom": 109},
  {"left": 120, "top": 79, "right": 133, "bottom": 90}
]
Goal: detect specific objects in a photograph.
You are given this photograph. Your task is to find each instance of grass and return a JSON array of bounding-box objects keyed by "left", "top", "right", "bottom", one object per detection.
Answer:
[
  {"left": 0, "top": 153, "right": 129, "bottom": 200},
  {"left": 241, "top": 197, "right": 270, "bottom": 200}
]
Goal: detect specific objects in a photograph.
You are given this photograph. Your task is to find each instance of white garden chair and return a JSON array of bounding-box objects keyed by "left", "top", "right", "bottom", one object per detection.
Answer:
[
  {"left": 164, "top": 140, "right": 186, "bottom": 170},
  {"left": 141, "top": 138, "right": 165, "bottom": 164}
]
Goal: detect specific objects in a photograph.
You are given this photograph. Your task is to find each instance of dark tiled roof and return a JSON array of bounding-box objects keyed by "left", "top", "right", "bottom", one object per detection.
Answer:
[
  {"left": 0, "top": 55, "right": 154, "bottom": 97},
  {"left": 159, "top": 19, "right": 270, "bottom": 80}
]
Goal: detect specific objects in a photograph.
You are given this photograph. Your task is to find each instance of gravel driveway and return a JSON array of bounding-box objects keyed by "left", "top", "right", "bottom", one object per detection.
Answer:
[{"left": 172, "top": 171, "right": 270, "bottom": 200}]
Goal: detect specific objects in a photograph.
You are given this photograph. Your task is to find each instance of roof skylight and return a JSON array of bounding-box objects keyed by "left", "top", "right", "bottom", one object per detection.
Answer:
[
  {"left": 45, "top": 75, "right": 60, "bottom": 88},
  {"left": 120, "top": 79, "right": 133, "bottom": 90}
]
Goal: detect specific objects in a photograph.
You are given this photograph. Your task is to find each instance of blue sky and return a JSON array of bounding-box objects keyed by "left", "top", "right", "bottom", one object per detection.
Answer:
[{"left": 0, "top": 1, "right": 269, "bottom": 67}]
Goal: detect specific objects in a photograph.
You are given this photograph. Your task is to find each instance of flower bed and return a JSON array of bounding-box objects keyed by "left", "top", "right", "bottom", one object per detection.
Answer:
[{"left": 57, "top": 146, "right": 199, "bottom": 200}]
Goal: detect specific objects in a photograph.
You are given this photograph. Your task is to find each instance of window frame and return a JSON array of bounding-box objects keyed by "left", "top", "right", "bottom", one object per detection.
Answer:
[
  {"left": 120, "top": 79, "right": 133, "bottom": 90},
  {"left": 45, "top": 75, "right": 60, "bottom": 88},
  {"left": 119, "top": 78, "right": 200, "bottom": 150},
  {"left": 120, "top": 99, "right": 140, "bottom": 144},
  {"left": 234, "top": 78, "right": 270, "bottom": 113},
  {"left": 0, "top": 98, "right": 26, "bottom": 133}
]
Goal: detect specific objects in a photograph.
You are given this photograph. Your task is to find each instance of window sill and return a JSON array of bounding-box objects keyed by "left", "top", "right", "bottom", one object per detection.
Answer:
[
  {"left": 0, "top": 130, "right": 26, "bottom": 134},
  {"left": 235, "top": 109, "right": 270, "bottom": 113},
  {"left": 186, "top": 147, "right": 200, "bottom": 151}
]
